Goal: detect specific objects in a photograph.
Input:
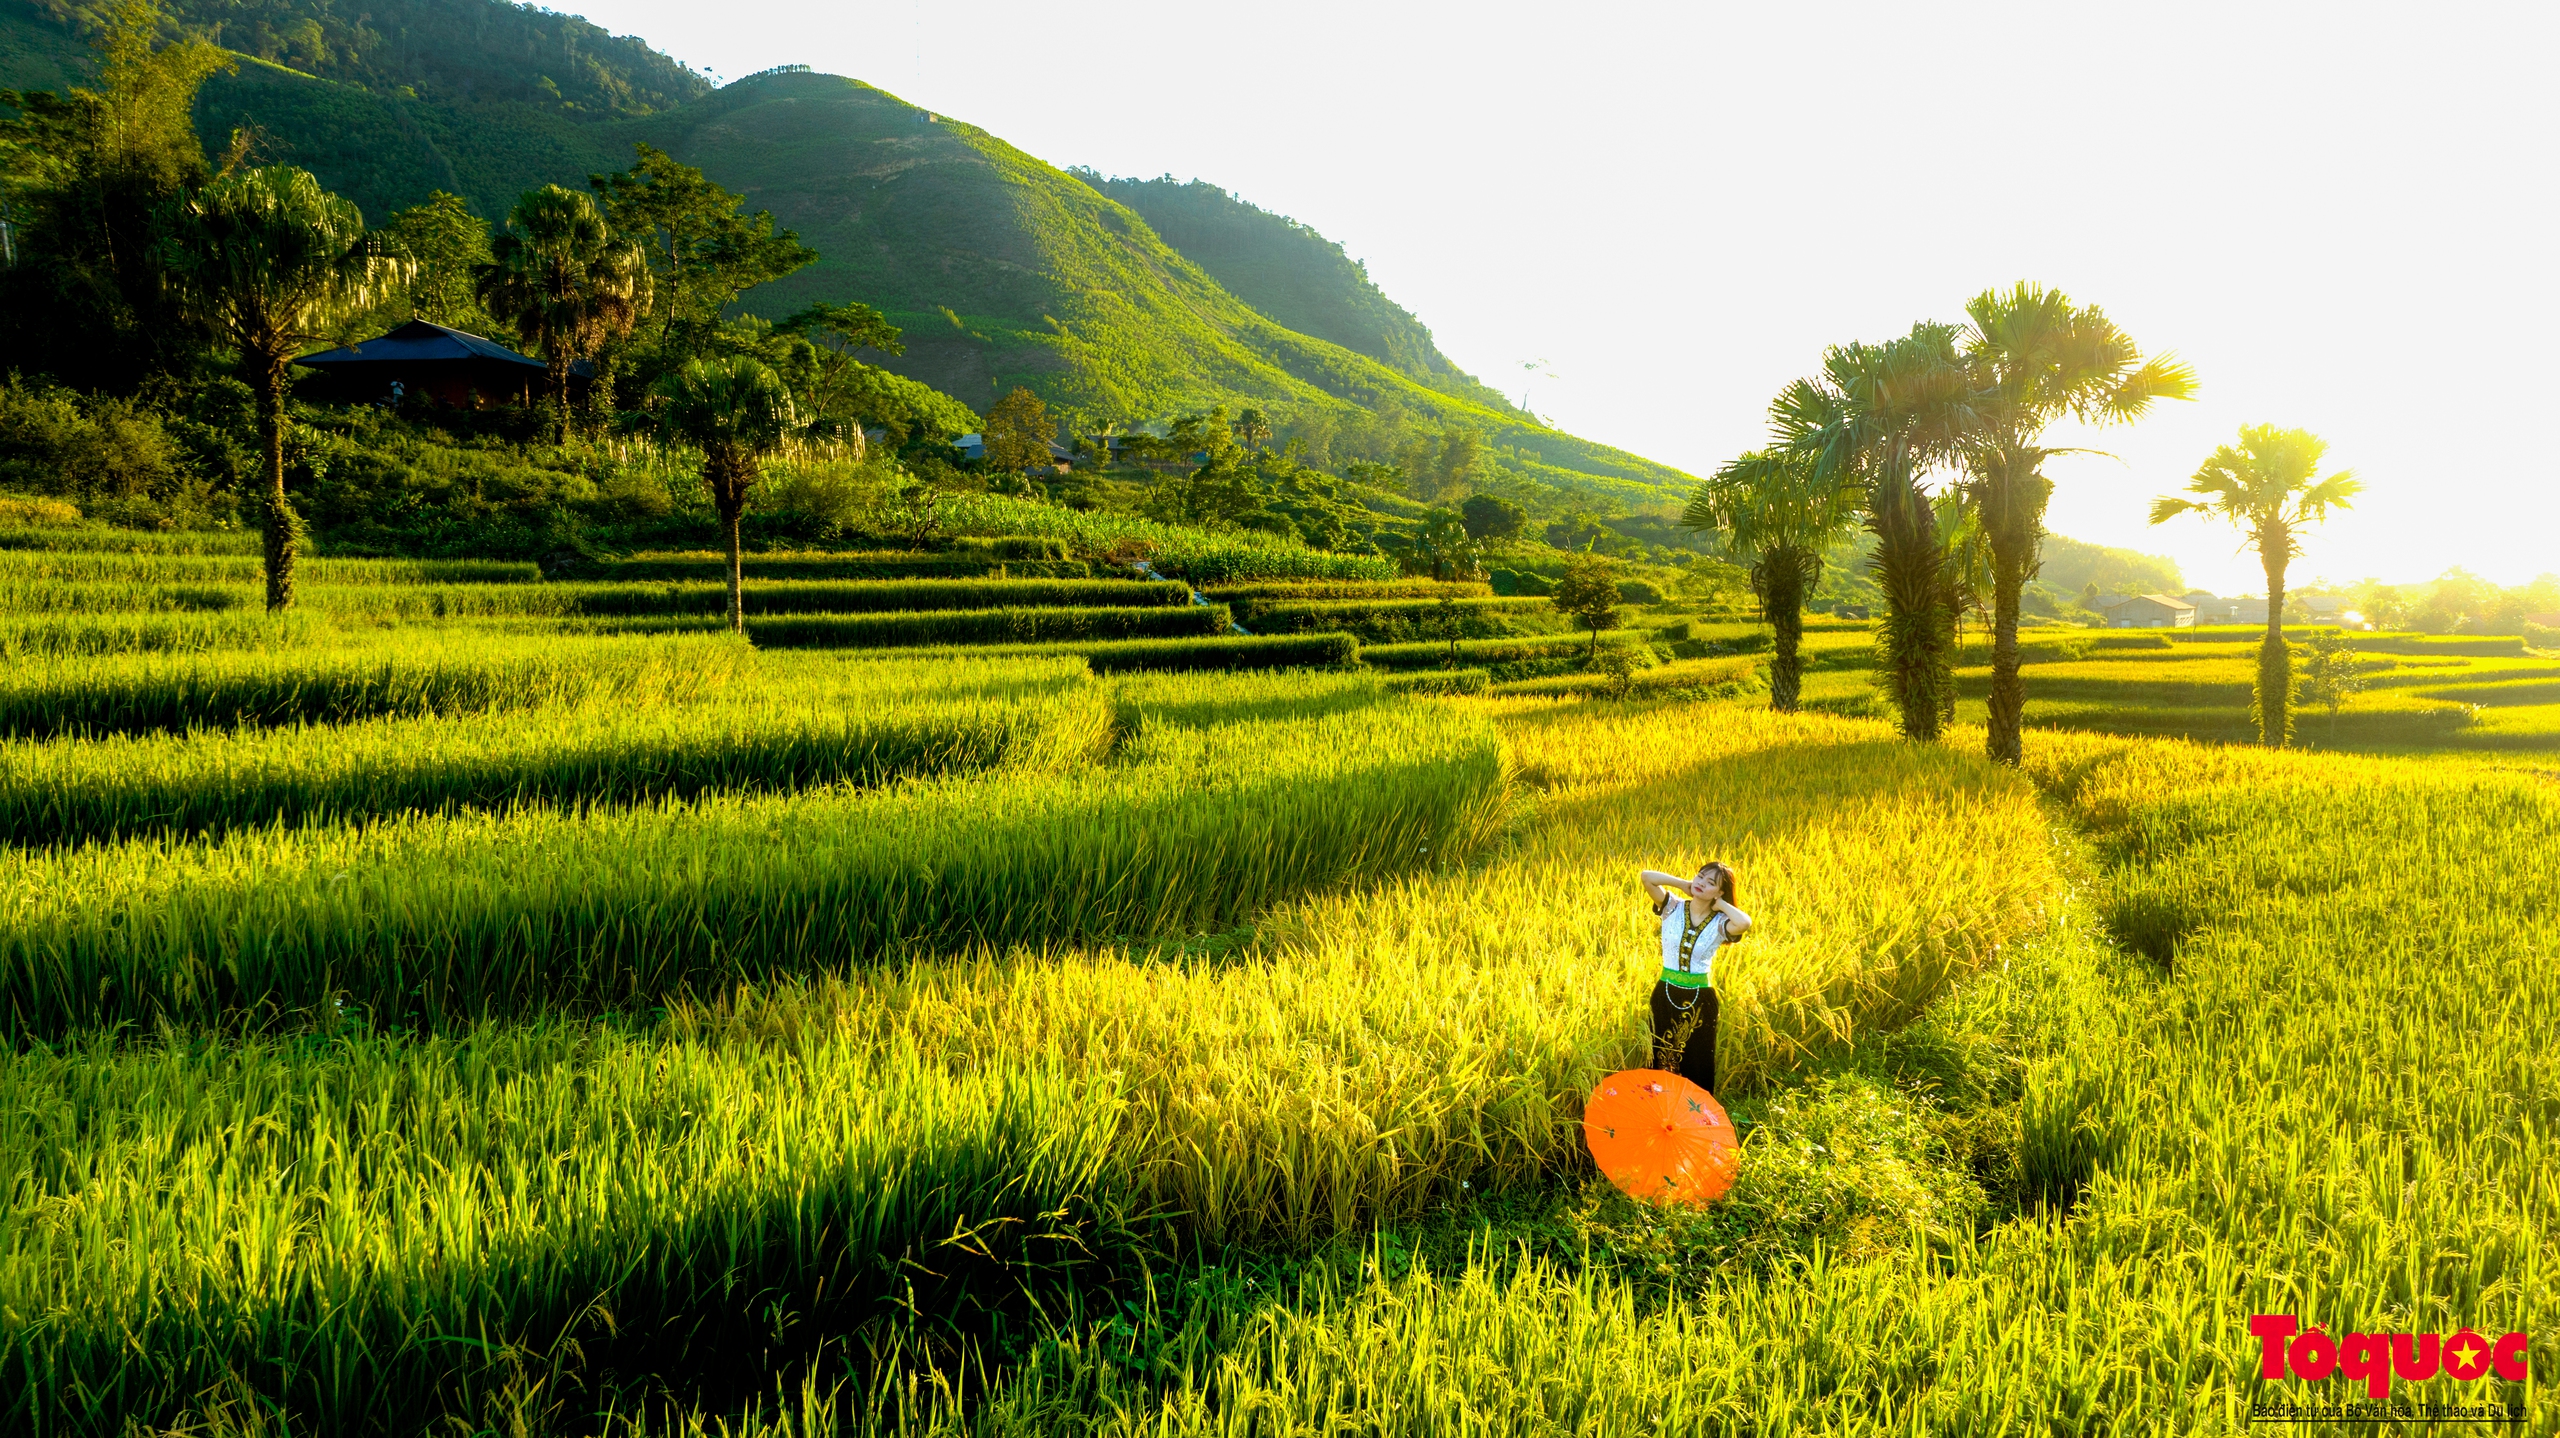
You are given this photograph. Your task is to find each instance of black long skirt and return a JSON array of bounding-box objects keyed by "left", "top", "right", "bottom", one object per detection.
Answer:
[{"left": 1648, "top": 980, "right": 1719, "bottom": 1097}]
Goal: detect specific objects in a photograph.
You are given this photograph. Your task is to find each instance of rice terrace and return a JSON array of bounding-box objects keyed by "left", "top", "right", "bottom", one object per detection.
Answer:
[{"left": 0, "top": 1, "right": 2551, "bottom": 1433}]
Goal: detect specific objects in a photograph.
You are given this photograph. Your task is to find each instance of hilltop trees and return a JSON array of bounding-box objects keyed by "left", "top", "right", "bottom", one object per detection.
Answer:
[
  {"left": 0, "top": 0, "right": 231, "bottom": 391},
  {"left": 2152, "top": 424, "right": 2359, "bottom": 746},
  {"left": 589, "top": 143, "right": 815, "bottom": 371},
  {"left": 1955, "top": 283, "right": 2194, "bottom": 764},
  {"left": 476, "top": 186, "right": 651, "bottom": 441},
  {"left": 1686, "top": 446, "right": 1861, "bottom": 713},
  {"left": 653, "top": 357, "right": 798, "bottom": 631},
  {"left": 162, "top": 166, "right": 411, "bottom": 610}
]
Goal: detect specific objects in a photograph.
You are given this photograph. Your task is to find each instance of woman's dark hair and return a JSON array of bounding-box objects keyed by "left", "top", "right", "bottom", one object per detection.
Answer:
[{"left": 1697, "top": 861, "right": 1742, "bottom": 941}]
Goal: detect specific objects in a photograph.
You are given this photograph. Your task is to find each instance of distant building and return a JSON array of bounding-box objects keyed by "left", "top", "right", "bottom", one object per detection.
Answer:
[
  {"left": 2100, "top": 593, "right": 2197, "bottom": 629},
  {"left": 294, "top": 320, "right": 588, "bottom": 409}
]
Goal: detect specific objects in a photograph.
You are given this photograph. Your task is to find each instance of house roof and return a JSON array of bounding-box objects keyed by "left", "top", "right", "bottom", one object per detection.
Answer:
[
  {"left": 295, "top": 320, "right": 546, "bottom": 371},
  {"left": 2106, "top": 593, "right": 2196, "bottom": 612}
]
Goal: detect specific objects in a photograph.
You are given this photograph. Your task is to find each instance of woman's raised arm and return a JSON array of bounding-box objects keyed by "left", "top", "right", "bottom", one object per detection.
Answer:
[{"left": 1639, "top": 868, "right": 1684, "bottom": 910}]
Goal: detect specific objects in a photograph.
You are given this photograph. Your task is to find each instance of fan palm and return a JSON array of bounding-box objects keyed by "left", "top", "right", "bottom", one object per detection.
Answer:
[
  {"left": 160, "top": 165, "right": 410, "bottom": 611},
  {"left": 2151, "top": 424, "right": 2359, "bottom": 746},
  {"left": 1683, "top": 446, "right": 1860, "bottom": 711},
  {"left": 475, "top": 185, "right": 649, "bottom": 442},
  {"left": 1764, "top": 323, "right": 1976, "bottom": 739},
  {"left": 1956, "top": 283, "right": 2196, "bottom": 765},
  {"left": 654, "top": 356, "right": 799, "bottom": 632}
]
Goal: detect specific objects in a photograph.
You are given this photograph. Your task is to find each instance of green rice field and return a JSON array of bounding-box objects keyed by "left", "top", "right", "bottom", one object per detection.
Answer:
[{"left": 0, "top": 533, "right": 2547, "bottom": 1434}]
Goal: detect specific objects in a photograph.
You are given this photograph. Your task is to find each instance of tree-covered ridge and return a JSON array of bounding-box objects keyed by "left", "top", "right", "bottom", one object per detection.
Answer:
[
  {"left": 1, "top": 4, "right": 1704, "bottom": 511},
  {"left": 627, "top": 71, "right": 1697, "bottom": 505},
  {"left": 22, "top": 0, "right": 708, "bottom": 115},
  {"left": 1074, "top": 172, "right": 1520, "bottom": 416}
]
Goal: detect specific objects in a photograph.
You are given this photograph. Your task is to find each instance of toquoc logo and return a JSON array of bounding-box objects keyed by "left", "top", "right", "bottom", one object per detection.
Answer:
[{"left": 2250, "top": 1316, "right": 2528, "bottom": 1401}]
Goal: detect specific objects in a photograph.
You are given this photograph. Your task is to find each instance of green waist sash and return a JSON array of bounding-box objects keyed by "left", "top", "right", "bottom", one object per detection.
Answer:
[{"left": 1659, "top": 969, "right": 1714, "bottom": 990}]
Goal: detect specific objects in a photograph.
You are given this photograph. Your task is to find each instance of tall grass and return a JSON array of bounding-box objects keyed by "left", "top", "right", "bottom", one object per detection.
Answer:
[
  {"left": 0, "top": 656, "right": 1110, "bottom": 847},
  {"left": 684, "top": 699, "right": 2059, "bottom": 1246},
  {"left": 0, "top": 1027, "right": 1127, "bottom": 1436},
  {"left": 0, "top": 551, "right": 539, "bottom": 585},
  {"left": 0, "top": 633, "right": 753, "bottom": 738},
  {"left": 560, "top": 578, "right": 1188, "bottom": 616},
  {"left": 875, "top": 633, "right": 1359, "bottom": 673},
  {"left": 932, "top": 492, "right": 1397, "bottom": 583},
  {"left": 0, "top": 526, "right": 264, "bottom": 555},
  {"left": 0, "top": 690, "right": 1507, "bottom": 1032}
]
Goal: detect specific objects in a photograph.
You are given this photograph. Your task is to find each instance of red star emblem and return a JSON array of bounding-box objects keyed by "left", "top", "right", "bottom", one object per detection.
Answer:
[{"left": 2444, "top": 1334, "right": 2491, "bottom": 1380}]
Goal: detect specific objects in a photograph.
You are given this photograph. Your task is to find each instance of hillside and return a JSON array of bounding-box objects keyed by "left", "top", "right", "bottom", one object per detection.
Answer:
[
  {"left": 0, "top": 0, "right": 1697, "bottom": 508},
  {"left": 1074, "top": 173, "right": 1519, "bottom": 415}
]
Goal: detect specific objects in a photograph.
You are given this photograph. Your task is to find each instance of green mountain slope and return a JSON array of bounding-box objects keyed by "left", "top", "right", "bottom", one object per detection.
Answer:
[
  {"left": 1073, "top": 173, "right": 1518, "bottom": 415},
  {"left": 0, "top": 1, "right": 1696, "bottom": 507}
]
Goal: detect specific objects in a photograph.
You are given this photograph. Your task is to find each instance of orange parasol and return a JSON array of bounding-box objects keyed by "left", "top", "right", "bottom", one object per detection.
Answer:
[{"left": 1583, "top": 1069, "right": 1739, "bottom": 1206}]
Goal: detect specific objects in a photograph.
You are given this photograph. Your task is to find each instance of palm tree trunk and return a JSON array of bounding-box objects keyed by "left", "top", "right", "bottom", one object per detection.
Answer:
[
  {"left": 1980, "top": 463, "right": 2047, "bottom": 768},
  {"left": 723, "top": 493, "right": 745, "bottom": 635},
  {"left": 1765, "top": 554, "right": 1806, "bottom": 713},
  {"left": 549, "top": 353, "right": 573, "bottom": 445},
  {"left": 254, "top": 353, "right": 298, "bottom": 613},
  {"left": 2258, "top": 540, "right": 2291, "bottom": 747},
  {"left": 1869, "top": 470, "right": 1948, "bottom": 741}
]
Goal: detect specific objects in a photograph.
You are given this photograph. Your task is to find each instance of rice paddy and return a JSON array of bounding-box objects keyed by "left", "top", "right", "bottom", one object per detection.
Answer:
[{"left": 0, "top": 531, "right": 2547, "bottom": 1434}]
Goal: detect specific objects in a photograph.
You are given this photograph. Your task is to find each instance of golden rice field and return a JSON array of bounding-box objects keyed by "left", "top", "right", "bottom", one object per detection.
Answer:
[{"left": 0, "top": 544, "right": 2549, "bottom": 1434}]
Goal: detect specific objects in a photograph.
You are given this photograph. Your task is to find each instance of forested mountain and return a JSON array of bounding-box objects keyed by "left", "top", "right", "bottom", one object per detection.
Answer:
[
  {"left": 1074, "top": 173, "right": 1518, "bottom": 416},
  {"left": 0, "top": 0, "right": 1695, "bottom": 506}
]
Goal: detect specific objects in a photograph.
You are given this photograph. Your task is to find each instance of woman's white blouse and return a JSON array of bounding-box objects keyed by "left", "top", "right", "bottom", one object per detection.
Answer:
[{"left": 1658, "top": 897, "right": 1729, "bottom": 985}]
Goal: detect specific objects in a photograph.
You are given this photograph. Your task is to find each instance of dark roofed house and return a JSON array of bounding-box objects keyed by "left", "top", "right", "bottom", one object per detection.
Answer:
[{"left": 295, "top": 320, "right": 587, "bottom": 409}]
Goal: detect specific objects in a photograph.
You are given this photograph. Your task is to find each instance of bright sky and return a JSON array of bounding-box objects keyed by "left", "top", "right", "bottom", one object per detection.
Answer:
[{"left": 565, "top": 0, "right": 2554, "bottom": 595}]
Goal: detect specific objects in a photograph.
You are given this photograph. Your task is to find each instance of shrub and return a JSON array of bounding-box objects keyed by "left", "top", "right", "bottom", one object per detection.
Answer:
[
  {"left": 1200, "top": 580, "right": 1490, "bottom": 604},
  {"left": 2526, "top": 621, "right": 2559, "bottom": 651},
  {"left": 1488, "top": 567, "right": 1553, "bottom": 597},
  {"left": 1615, "top": 578, "right": 1668, "bottom": 606}
]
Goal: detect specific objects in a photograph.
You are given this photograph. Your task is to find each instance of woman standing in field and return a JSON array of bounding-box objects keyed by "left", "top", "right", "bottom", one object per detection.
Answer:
[{"left": 1638, "top": 862, "right": 1750, "bottom": 1096}]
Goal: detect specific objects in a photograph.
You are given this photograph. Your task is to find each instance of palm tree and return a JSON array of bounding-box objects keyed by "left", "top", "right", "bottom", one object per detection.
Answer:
[
  {"left": 475, "top": 185, "right": 649, "bottom": 442},
  {"left": 653, "top": 356, "right": 798, "bottom": 632},
  {"left": 1683, "top": 446, "right": 1860, "bottom": 711},
  {"left": 1956, "top": 283, "right": 2196, "bottom": 765},
  {"left": 2151, "top": 425, "right": 2359, "bottom": 746},
  {"left": 160, "top": 166, "right": 410, "bottom": 611},
  {"left": 1764, "top": 324, "right": 1976, "bottom": 739}
]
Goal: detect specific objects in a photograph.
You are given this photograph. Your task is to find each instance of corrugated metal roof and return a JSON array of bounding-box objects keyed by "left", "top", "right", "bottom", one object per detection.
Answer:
[{"left": 296, "top": 320, "right": 546, "bottom": 370}]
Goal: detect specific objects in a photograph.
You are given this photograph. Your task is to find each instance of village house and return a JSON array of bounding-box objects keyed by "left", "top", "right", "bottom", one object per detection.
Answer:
[
  {"left": 2100, "top": 593, "right": 2197, "bottom": 629},
  {"left": 294, "top": 320, "right": 589, "bottom": 409}
]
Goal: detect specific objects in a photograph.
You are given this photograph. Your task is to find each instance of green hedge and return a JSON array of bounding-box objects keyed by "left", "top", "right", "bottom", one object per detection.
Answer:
[
  {"left": 592, "top": 552, "right": 1092, "bottom": 581},
  {"left": 2526, "top": 621, "right": 2559, "bottom": 651},
  {"left": 741, "top": 605, "right": 1230, "bottom": 649},
  {"left": 1488, "top": 567, "right": 1552, "bottom": 597},
  {"left": 564, "top": 579, "right": 1189, "bottom": 617}
]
